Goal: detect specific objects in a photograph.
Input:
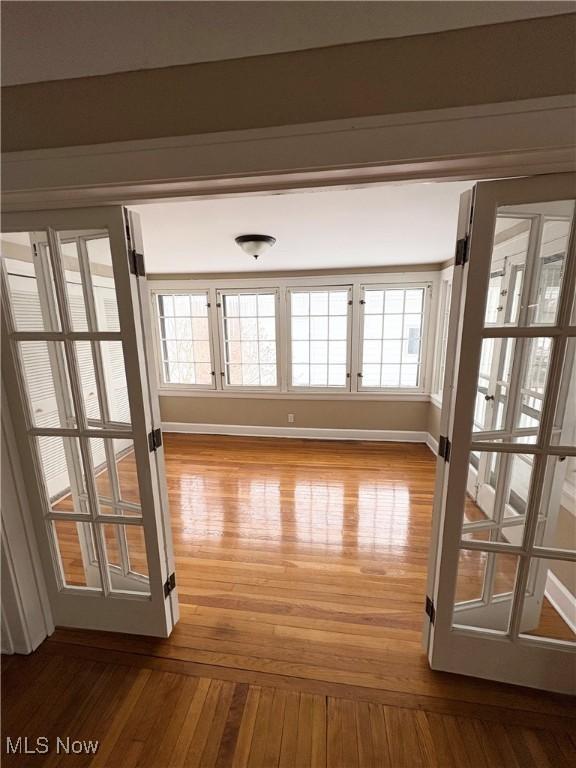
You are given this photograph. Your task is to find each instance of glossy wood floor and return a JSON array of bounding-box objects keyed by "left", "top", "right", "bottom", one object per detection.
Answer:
[{"left": 4, "top": 436, "right": 576, "bottom": 766}]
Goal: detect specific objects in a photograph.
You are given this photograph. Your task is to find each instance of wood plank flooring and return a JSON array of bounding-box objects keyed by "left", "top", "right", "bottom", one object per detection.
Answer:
[
  {"left": 3, "top": 436, "right": 576, "bottom": 766},
  {"left": 2, "top": 649, "right": 576, "bottom": 768}
]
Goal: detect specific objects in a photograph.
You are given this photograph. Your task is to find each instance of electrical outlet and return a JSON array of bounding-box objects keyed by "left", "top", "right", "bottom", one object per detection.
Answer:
[{"left": 287, "top": 413, "right": 295, "bottom": 423}]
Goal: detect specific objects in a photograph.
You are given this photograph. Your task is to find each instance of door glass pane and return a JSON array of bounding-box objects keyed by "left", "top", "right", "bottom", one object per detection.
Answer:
[
  {"left": 18, "top": 341, "right": 75, "bottom": 429},
  {"left": 37, "top": 435, "right": 89, "bottom": 515},
  {"left": 533, "top": 455, "right": 576, "bottom": 555},
  {"left": 57, "top": 232, "right": 120, "bottom": 332},
  {"left": 2, "top": 231, "right": 61, "bottom": 331},
  {"left": 485, "top": 201, "right": 574, "bottom": 328},
  {"left": 74, "top": 340, "right": 131, "bottom": 429},
  {"left": 52, "top": 520, "right": 102, "bottom": 589},
  {"left": 462, "top": 450, "right": 532, "bottom": 547},
  {"left": 551, "top": 338, "right": 576, "bottom": 447},
  {"left": 103, "top": 523, "right": 150, "bottom": 594},
  {"left": 519, "top": 558, "right": 575, "bottom": 643},
  {"left": 473, "top": 337, "right": 552, "bottom": 443},
  {"left": 89, "top": 438, "right": 141, "bottom": 510},
  {"left": 453, "top": 550, "right": 519, "bottom": 632}
]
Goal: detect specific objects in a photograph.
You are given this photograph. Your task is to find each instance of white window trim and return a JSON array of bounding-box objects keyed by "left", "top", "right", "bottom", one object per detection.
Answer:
[
  {"left": 431, "top": 265, "right": 454, "bottom": 408},
  {"left": 216, "top": 287, "right": 282, "bottom": 392},
  {"left": 152, "top": 288, "right": 217, "bottom": 391},
  {"left": 286, "top": 285, "right": 353, "bottom": 393},
  {"left": 357, "top": 282, "right": 432, "bottom": 394},
  {"left": 148, "top": 270, "right": 441, "bottom": 399}
]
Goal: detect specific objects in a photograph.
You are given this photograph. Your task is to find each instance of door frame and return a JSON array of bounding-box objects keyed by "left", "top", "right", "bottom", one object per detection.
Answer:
[{"left": 2, "top": 98, "right": 574, "bottom": 653}]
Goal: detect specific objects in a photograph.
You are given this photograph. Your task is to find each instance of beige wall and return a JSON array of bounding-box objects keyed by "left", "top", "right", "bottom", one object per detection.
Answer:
[
  {"left": 551, "top": 507, "right": 576, "bottom": 592},
  {"left": 3, "top": 14, "right": 575, "bottom": 152},
  {"left": 427, "top": 401, "right": 442, "bottom": 441},
  {"left": 160, "top": 396, "right": 431, "bottom": 432}
]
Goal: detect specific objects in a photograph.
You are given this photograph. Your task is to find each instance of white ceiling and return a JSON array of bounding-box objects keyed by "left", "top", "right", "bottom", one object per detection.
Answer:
[
  {"left": 133, "top": 181, "right": 473, "bottom": 274},
  {"left": 3, "top": 1, "right": 573, "bottom": 85}
]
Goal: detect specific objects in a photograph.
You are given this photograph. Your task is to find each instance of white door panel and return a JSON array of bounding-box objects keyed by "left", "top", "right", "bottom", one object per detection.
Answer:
[
  {"left": 425, "top": 174, "right": 576, "bottom": 693},
  {"left": 1, "top": 208, "right": 177, "bottom": 637}
]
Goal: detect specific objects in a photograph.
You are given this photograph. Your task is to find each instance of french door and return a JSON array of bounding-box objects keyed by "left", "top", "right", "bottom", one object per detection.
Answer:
[
  {"left": 1, "top": 207, "right": 178, "bottom": 637},
  {"left": 426, "top": 174, "right": 576, "bottom": 693}
]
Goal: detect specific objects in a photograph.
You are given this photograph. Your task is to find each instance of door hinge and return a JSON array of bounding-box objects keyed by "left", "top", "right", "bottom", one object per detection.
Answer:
[
  {"left": 164, "top": 572, "right": 176, "bottom": 597},
  {"left": 425, "top": 595, "right": 436, "bottom": 625},
  {"left": 455, "top": 235, "right": 469, "bottom": 267},
  {"left": 130, "top": 249, "right": 146, "bottom": 277},
  {"left": 148, "top": 427, "right": 163, "bottom": 452},
  {"left": 438, "top": 434, "right": 451, "bottom": 462}
]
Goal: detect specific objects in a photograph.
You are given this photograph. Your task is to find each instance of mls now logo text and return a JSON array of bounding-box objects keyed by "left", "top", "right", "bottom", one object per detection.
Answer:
[{"left": 6, "top": 736, "right": 99, "bottom": 755}]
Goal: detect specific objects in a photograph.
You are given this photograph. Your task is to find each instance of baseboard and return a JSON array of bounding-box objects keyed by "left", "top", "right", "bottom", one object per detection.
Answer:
[
  {"left": 162, "top": 421, "right": 431, "bottom": 443},
  {"left": 545, "top": 571, "right": 576, "bottom": 635},
  {"left": 426, "top": 434, "right": 439, "bottom": 455}
]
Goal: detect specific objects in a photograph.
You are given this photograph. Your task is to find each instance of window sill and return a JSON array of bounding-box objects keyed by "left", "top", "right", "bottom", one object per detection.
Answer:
[{"left": 157, "top": 388, "right": 431, "bottom": 402}]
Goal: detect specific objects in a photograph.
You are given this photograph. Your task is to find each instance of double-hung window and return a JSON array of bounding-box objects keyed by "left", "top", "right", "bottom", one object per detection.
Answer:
[
  {"left": 218, "top": 289, "right": 279, "bottom": 388},
  {"left": 288, "top": 287, "right": 351, "bottom": 389},
  {"left": 156, "top": 292, "right": 214, "bottom": 388},
  {"left": 359, "top": 285, "right": 426, "bottom": 389}
]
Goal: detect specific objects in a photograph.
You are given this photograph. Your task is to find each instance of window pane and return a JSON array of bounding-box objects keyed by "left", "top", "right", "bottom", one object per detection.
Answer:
[
  {"left": 89, "top": 438, "right": 141, "bottom": 511},
  {"left": 2, "top": 231, "right": 61, "bottom": 332},
  {"left": 221, "top": 292, "right": 277, "bottom": 387},
  {"left": 533, "top": 455, "right": 576, "bottom": 556},
  {"left": 361, "top": 287, "right": 425, "bottom": 389},
  {"left": 157, "top": 293, "right": 212, "bottom": 386},
  {"left": 289, "top": 289, "right": 350, "bottom": 388}
]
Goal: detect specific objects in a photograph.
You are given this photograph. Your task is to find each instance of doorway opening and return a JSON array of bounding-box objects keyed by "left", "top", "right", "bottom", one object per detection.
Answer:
[{"left": 2, "top": 176, "right": 574, "bottom": 695}]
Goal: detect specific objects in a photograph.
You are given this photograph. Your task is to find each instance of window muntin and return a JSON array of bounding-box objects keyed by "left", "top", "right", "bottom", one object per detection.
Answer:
[
  {"left": 360, "top": 286, "right": 425, "bottom": 389},
  {"left": 288, "top": 288, "right": 351, "bottom": 389},
  {"left": 219, "top": 290, "right": 278, "bottom": 388},
  {"left": 157, "top": 292, "right": 214, "bottom": 387}
]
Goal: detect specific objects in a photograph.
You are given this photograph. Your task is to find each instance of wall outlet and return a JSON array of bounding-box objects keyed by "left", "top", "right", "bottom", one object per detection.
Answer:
[{"left": 287, "top": 413, "right": 295, "bottom": 423}]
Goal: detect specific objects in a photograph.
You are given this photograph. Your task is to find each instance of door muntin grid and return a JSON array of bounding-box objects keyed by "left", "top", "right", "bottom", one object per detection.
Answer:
[
  {"left": 2, "top": 229, "right": 151, "bottom": 597},
  {"left": 450, "top": 199, "right": 576, "bottom": 647}
]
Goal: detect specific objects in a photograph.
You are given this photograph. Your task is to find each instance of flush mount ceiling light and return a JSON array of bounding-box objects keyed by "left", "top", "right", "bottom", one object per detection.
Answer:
[{"left": 235, "top": 234, "right": 276, "bottom": 260}]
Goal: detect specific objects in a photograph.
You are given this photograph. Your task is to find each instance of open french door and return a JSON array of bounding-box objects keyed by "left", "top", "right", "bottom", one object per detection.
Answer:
[
  {"left": 1, "top": 207, "right": 178, "bottom": 637},
  {"left": 425, "top": 173, "right": 576, "bottom": 693}
]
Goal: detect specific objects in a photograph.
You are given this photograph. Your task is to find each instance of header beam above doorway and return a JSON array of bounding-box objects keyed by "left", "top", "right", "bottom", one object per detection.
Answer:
[{"left": 2, "top": 96, "right": 575, "bottom": 212}]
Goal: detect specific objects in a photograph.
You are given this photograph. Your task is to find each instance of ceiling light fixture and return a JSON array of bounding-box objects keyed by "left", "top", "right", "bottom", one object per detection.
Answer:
[{"left": 235, "top": 234, "right": 276, "bottom": 260}]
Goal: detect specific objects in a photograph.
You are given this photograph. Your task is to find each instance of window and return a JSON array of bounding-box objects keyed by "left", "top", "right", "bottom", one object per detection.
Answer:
[
  {"left": 288, "top": 288, "right": 351, "bottom": 388},
  {"left": 156, "top": 292, "right": 214, "bottom": 387},
  {"left": 218, "top": 290, "right": 278, "bottom": 387},
  {"left": 360, "top": 286, "right": 425, "bottom": 389},
  {"left": 434, "top": 277, "right": 452, "bottom": 397}
]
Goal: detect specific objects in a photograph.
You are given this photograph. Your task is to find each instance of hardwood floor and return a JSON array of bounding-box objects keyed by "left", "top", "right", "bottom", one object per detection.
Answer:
[{"left": 3, "top": 435, "right": 576, "bottom": 766}]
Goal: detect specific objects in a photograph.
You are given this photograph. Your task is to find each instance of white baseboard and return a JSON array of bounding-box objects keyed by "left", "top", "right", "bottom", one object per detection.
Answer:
[
  {"left": 545, "top": 571, "right": 576, "bottom": 635},
  {"left": 162, "top": 421, "right": 431, "bottom": 444},
  {"left": 426, "top": 434, "right": 439, "bottom": 456}
]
